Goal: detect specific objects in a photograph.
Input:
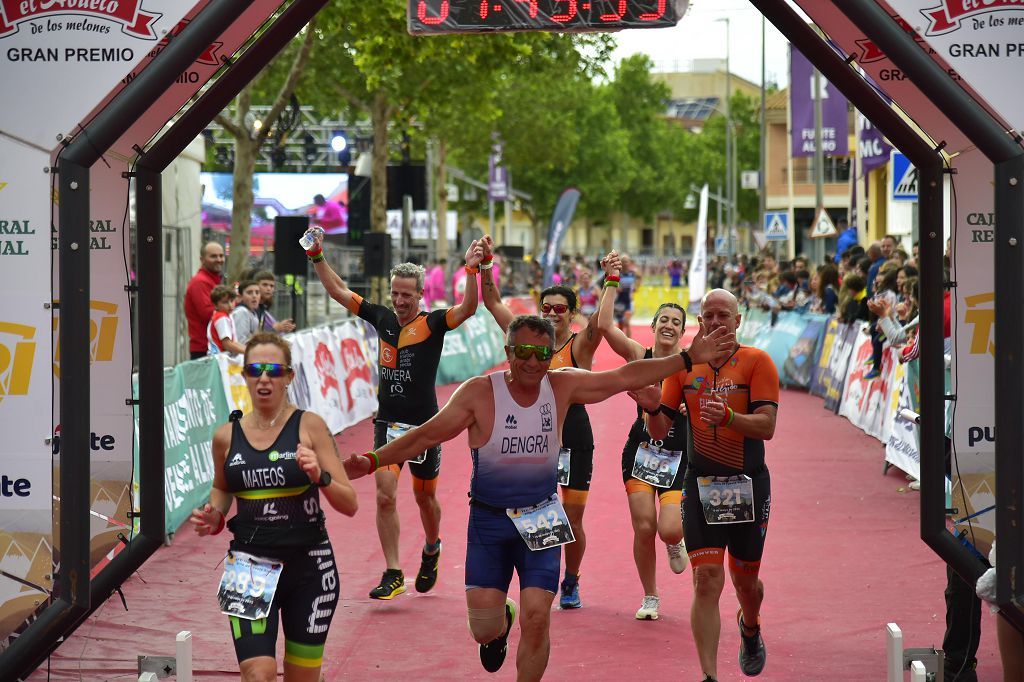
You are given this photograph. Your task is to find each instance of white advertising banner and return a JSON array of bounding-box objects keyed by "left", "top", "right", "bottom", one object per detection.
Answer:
[
  {"left": 0, "top": 0, "right": 195, "bottom": 147},
  {"left": 884, "top": 0, "right": 1024, "bottom": 132},
  {"left": 386, "top": 210, "right": 458, "bottom": 242},
  {"left": 214, "top": 352, "right": 253, "bottom": 416},
  {"left": 335, "top": 321, "right": 376, "bottom": 428},
  {"left": 0, "top": 138, "right": 56, "bottom": 639},
  {"left": 687, "top": 184, "right": 708, "bottom": 311}
]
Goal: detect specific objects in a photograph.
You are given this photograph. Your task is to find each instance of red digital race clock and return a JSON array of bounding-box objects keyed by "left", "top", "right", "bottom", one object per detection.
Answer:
[{"left": 408, "top": 0, "right": 690, "bottom": 35}]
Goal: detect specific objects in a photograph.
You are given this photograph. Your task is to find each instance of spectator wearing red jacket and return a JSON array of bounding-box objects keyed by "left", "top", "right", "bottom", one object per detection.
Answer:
[{"left": 184, "top": 242, "right": 225, "bottom": 359}]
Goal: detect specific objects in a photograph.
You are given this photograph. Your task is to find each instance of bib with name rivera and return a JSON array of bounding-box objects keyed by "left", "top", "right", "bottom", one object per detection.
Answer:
[{"left": 470, "top": 372, "right": 559, "bottom": 510}]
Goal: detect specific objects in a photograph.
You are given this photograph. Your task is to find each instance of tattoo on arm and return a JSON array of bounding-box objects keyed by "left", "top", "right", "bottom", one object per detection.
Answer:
[{"left": 586, "top": 325, "right": 594, "bottom": 341}]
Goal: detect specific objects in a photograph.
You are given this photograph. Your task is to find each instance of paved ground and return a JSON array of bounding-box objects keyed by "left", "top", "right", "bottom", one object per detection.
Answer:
[{"left": 29, "top": 326, "right": 1001, "bottom": 680}]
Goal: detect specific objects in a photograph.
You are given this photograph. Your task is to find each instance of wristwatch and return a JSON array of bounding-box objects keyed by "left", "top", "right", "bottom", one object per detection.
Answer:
[{"left": 316, "top": 471, "right": 332, "bottom": 487}]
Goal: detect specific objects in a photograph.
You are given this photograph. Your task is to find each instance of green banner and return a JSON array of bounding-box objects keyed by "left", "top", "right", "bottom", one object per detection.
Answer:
[
  {"left": 437, "top": 308, "right": 508, "bottom": 385},
  {"left": 134, "top": 357, "right": 229, "bottom": 535}
]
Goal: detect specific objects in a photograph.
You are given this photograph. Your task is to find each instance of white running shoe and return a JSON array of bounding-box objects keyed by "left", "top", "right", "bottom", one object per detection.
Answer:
[
  {"left": 666, "top": 541, "right": 689, "bottom": 574},
  {"left": 635, "top": 595, "right": 660, "bottom": 620}
]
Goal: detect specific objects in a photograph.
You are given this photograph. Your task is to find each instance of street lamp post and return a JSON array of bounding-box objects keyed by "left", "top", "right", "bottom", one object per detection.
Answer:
[{"left": 717, "top": 17, "right": 735, "bottom": 261}]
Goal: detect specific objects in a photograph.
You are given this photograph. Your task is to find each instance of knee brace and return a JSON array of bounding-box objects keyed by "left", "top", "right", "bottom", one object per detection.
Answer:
[{"left": 466, "top": 605, "right": 507, "bottom": 644}]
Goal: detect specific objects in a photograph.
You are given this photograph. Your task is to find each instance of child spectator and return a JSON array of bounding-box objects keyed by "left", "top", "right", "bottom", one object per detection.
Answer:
[
  {"left": 838, "top": 273, "right": 868, "bottom": 324},
  {"left": 207, "top": 285, "right": 245, "bottom": 355},
  {"left": 230, "top": 279, "right": 262, "bottom": 344}
]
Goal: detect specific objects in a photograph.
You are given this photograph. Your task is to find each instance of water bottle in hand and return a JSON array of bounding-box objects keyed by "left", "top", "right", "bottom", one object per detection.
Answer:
[{"left": 299, "top": 226, "right": 324, "bottom": 251}]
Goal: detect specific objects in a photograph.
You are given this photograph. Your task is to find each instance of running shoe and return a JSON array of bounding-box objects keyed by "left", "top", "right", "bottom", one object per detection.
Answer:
[
  {"left": 737, "top": 608, "right": 766, "bottom": 676},
  {"left": 863, "top": 368, "right": 881, "bottom": 380},
  {"left": 701, "top": 675, "right": 719, "bottom": 682},
  {"left": 415, "top": 540, "right": 441, "bottom": 593},
  {"left": 479, "top": 598, "right": 517, "bottom": 673},
  {"left": 666, "top": 541, "right": 689, "bottom": 574},
  {"left": 559, "top": 575, "right": 581, "bottom": 609},
  {"left": 369, "top": 569, "right": 406, "bottom": 600},
  {"left": 635, "top": 595, "right": 660, "bottom": 620}
]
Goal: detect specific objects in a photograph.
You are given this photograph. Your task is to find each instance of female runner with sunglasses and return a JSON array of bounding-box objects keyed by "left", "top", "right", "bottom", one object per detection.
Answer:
[
  {"left": 479, "top": 236, "right": 616, "bottom": 609},
  {"left": 598, "top": 253, "right": 689, "bottom": 621},
  {"left": 189, "top": 332, "right": 358, "bottom": 681}
]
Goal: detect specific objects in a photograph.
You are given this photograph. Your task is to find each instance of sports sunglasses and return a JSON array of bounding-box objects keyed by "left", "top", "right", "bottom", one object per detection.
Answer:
[
  {"left": 541, "top": 303, "right": 570, "bottom": 314},
  {"left": 507, "top": 344, "right": 553, "bottom": 362},
  {"left": 243, "top": 363, "right": 292, "bottom": 378}
]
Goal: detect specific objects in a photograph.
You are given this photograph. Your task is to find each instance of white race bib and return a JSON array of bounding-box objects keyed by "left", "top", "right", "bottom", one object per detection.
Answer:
[
  {"left": 631, "top": 442, "right": 683, "bottom": 489},
  {"left": 217, "top": 551, "right": 284, "bottom": 621},
  {"left": 695, "top": 475, "right": 755, "bottom": 525},
  {"left": 387, "top": 421, "right": 426, "bottom": 465},
  {"left": 506, "top": 495, "right": 575, "bottom": 551}
]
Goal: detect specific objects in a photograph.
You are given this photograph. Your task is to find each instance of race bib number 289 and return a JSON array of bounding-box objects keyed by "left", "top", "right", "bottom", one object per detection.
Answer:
[{"left": 218, "top": 551, "right": 284, "bottom": 621}]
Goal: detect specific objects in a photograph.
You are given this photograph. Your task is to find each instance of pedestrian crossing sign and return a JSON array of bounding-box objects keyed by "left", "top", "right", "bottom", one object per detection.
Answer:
[
  {"left": 764, "top": 212, "right": 788, "bottom": 241},
  {"left": 810, "top": 208, "right": 837, "bottom": 239}
]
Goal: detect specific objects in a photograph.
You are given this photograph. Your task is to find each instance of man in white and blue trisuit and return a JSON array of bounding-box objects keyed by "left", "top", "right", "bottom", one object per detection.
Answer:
[{"left": 344, "top": 315, "right": 734, "bottom": 680}]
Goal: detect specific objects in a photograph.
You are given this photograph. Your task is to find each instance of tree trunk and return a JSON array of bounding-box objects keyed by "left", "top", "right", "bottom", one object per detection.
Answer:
[
  {"left": 371, "top": 92, "right": 389, "bottom": 233},
  {"left": 228, "top": 136, "right": 257, "bottom": 282},
  {"left": 434, "top": 138, "right": 448, "bottom": 261}
]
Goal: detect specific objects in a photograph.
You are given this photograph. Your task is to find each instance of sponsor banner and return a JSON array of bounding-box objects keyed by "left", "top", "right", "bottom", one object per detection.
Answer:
[
  {"left": 857, "top": 112, "right": 892, "bottom": 176},
  {"left": 885, "top": 0, "right": 1024, "bottom": 132},
  {"left": 0, "top": 139, "right": 54, "bottom": 647},
  {"left": 0, "top": 0, "right": 195, "bottom": 148},
  {"left": 808, "top": 318, "right": 839, "bottom": 398},
  {"left": 789, "top": 45, "right": 849, "bottom": 157},
  {"left": 437, "top": 308, "right": 507, "bottom": 385},
  {"left": 131, "top": 359, "right": 226, "bottom": 535},
  {"left": 822, "top": 323, "right": 859, "bottom": 413},
  {"left": 781, "top": 314, "right": 829, "bottom": 388},
  {"left": 502, "top": 296, "right": 537, "bottom": 317},
  {"left": 687, "top": 185, "right": 708, "bottom": 311},
  {"left": 886, "top": 358, "right": 920, "bottom": 481},
  {"left": 838, "top": 331, "right": 900, "bottom": 440},
  {"left": 542, "top": 188, "right": 581, "bottom": 287},
  {"left": 335, "top": 321, "right": 376, "bottom": 427}
]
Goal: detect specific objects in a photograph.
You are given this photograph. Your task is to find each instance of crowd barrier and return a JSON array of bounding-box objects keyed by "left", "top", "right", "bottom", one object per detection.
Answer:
[
  {"left": 134, "top": 308, "right": 509, "bottom": 536},
  {"left": 737, "top": 309, "right": 951, "bottom": 483}
]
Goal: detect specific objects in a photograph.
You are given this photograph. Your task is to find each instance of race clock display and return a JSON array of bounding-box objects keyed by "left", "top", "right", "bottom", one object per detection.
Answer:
[{"left": 409, "top": 0, "right": 690, "bottom": 35}]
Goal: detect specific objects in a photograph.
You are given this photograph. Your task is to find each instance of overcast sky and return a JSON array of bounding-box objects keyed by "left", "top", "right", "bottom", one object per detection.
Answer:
[{"left": 610, "top": 1, "right": 796, "bottom": 89}]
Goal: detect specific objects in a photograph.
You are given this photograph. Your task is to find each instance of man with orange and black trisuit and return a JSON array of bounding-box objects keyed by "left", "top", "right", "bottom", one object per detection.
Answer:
[
  {"left": 637, "top": 288, "right": 779, "bottom": 682},
  {"left": 307, "top": 231, "right": 484, "bottom": 600}
]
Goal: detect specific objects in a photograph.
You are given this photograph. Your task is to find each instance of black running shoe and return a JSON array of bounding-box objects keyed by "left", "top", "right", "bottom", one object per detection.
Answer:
[
  {"left": 479, "top": 598, "right": 517, "bottom": 673},
  {"left": 737, "top": 609, "right": 766, "bottom": 676},
  {"left": 369, "top": 569, "right": 406, "bottom": 600},
  {"left": 415, "top": 541, "right": 442, "bottom": 593}
]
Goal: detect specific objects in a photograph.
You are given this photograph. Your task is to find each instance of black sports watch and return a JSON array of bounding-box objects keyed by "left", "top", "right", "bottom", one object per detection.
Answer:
[
  {"left": 316, "top": 471, "right": 332, "bottom": 488},
  {"left": 679, "top": 349, "right": 693, "bottom": 372}
]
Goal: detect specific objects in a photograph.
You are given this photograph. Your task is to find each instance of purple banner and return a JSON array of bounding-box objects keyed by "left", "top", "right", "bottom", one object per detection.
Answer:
[
  {"left": 790, "top": 45, "right": 849, "bottom": 158},
  {"left": 488, "top": 140, "right": 507, "bottom": 202},
  {"left": 857, "top": 113, "right": 891, "bottom": 177}
]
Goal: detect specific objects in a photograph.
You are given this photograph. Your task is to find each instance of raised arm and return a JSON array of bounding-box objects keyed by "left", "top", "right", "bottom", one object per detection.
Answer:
[
  {"left": 447, "top": 239, "right": 484, "bottom": 327},
  {"left": 596, "top": 252, "right": 644, "bottom": 362},
  {"left": 344, "top": 376, "right": 485, "bottom": 478},
  {"left": 556, "top": 322, "right": 733, "bottom": 406},
  {"left": 306, "top": 232, "right": 359, "bottom": 311},
  {"left": 479, "top": 235, "right": 514, "bottom": 332}
]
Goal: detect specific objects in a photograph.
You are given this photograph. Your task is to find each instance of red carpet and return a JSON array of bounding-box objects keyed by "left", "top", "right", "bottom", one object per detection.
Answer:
[{"left": 29, "top": 327, "right": 1001, "bottom": 680}]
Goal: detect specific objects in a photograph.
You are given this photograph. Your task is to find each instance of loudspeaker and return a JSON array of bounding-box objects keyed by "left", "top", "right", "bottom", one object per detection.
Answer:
[
  {"left": 386, "top": 164, "right": 427, "bottom": 210},
  {"left": 274, "top": 215, "right": 311, "bottom": 276},
  {"left": 347, "top": 175, "right": 371, "bottom": 246},
  {"left": 364, "top": 232, "right": 392, "bottom": 277}
]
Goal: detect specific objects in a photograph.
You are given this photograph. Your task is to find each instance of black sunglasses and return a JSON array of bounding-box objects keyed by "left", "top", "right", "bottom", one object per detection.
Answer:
[
  {"left": 507, "top": 344, "right": 553, "bottom": 362},
  {"left": 244, "top": 363, "right": 291, "bottom": 378}
]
